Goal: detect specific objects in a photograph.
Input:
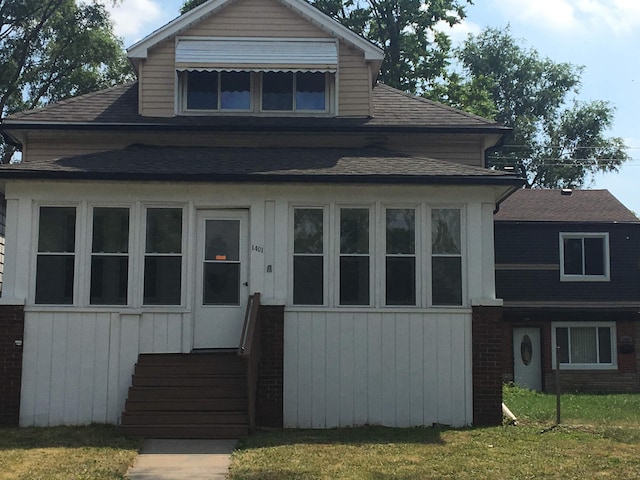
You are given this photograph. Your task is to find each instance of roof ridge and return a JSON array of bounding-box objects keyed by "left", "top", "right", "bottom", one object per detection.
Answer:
[{"left": 374, "top": 83, "right": 501, "bottom": 125}]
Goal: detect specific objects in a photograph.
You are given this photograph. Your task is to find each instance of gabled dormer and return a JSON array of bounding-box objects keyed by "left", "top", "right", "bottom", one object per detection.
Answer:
[{"left": 127, "top": 0, "right": 384, "bottom": 118}]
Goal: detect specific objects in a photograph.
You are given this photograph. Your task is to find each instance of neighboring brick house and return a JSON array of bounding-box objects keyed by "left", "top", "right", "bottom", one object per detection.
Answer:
[
  {"left": 0, "top": 0, "right": 521, "bottom": 433},
  {"left": 495, "top": 189, "right": 640, "bottom": 393}
]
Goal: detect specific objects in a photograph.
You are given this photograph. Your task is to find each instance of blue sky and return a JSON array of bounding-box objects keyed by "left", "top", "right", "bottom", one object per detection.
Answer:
[{"left": 108, "top": 0, "right": 640, "bottom": 214}]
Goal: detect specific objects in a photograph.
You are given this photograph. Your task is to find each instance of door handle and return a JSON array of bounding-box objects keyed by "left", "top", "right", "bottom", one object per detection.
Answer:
[{"left": 243, "top": 282, "right": 249, "bottom": 286}]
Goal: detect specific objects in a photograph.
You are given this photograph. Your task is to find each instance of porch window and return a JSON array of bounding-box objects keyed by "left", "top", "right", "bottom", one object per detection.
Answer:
[
  {"left": 339, "top": 208, "right": 370, "bottom": 305},
  {"left": 90, "top": 207, "right": 129, "bottom": 305},
  {"left": 560, "top": 233, "right": 609, "bottom": 281},
  {"left": 431, "top": 208, "right": 462, "bottom": 305},
  {"left": 293, "top": 208, "right": 324, "bottom": 305},
  {"left": 185, "top": 71, "right": 251, "bottom": 111},
  {"left": 35, "top": 206, "right": 76, "bottom": 304},
  {"left": 262, "top": 72, "right": 327, "bottom": 111},
  {"left": 143, "top": 208, "right": 183, "bottom": 305},
  {"left": 553, "top": 323, "right": 616, "bottom": 369},
  {"left": 385, "top": 208, "right": 416, "bottom": 306}
]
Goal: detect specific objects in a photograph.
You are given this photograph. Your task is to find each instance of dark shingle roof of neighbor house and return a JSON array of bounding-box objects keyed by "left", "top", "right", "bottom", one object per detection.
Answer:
[
  {"left": 495, "top": 188, "right": 639, "bottom": 223},
  {"left": 0, "top": 145, "right": 522, "bottom": 186},
  {"left": 1, "top": 82, "right": 507, "bottom": 133}
]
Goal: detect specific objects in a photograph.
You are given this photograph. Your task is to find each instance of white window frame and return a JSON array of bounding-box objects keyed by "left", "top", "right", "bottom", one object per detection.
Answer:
[
  {"left": 559, "top": 232, "right": 610, "bottom": 282},
  {"left": 336, "top": 205, "right": 373, "bottom": 307},
  {"left": 290, "top": 206, "right": 328, "bottom": 307},
  {"left": 428, "top": 206, "right": 465, "bottom": 307},
  {"left": 32, "top": 204, "right": 80, "bottom": 306},
  {"left": 179, "top": 70, "right": 254, "bottom": 113},
  {"left": 551, "top": 321, "right": 617, "bottom": 370},
  {"left": 383, "top": 205, "right": 420, "bottom": 307},
  {"left": 141, "top": 205, "right": 187, "bottom": 307},
  {"left": 88, "top": 205, "right": 133, "bottom": 307}
]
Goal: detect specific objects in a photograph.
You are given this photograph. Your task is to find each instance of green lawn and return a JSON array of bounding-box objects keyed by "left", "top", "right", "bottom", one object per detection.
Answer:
[
  {"left": 229, "top": 387, "right": 640, "bottom": 479},
  {"left": 0, "top": 425, "right": 141, "bottom": 480}
]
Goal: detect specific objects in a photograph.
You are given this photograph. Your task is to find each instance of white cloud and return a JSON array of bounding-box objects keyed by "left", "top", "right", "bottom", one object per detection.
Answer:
[
  {"left": 107, "top": 0, "right": 165, "bottom": 44},
  {"left": 436, "top": 18, "right": 483, "bottom": 45},
  {"left": 490, "top": 0, "right": 640, "bottom": 36}
]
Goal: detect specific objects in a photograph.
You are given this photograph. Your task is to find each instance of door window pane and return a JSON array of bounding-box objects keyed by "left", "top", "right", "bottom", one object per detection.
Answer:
[
  {"left": 203, "top": 263, "right": 240, "bottom": 305},
  {"left": 205, "top": 220, "right": 239, "bottom": 261}
]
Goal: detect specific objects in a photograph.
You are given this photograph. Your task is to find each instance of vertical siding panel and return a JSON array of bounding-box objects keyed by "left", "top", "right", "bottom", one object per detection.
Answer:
[
  {"left": 310, "top": 313, "right": 326, "bottom": 428},
  {"left": 339, "top": 312, "right": 355, "bottom": 427},
  {"left": 352, "top": 315, "right": 369, "bottom": 425},
  {"left": 63, "top": 315, "right": 82, "bottom": 424},
  {"left": 423, "top": 317, "right": 439, "bottom": 426},
  {"left": 153, "top": 313, "right": 169, "bottom": 352},
  {"left": 367, "top": 312, "right": 382, "bottom": 424},
  {"left": 48, "top": 313, "right": 67, "bottom": 425},
  {"left": 181, "top": 312, "right": 192, "bottom": 353},
  {"left": 283, "top": 312, "right": 299, "bottom": 427},
  {"left": 35, "top": 314, "right": 54, "bottom": 426},
  {"left": 437, "top": 314, "right": 454, "bottom": 426},
  {"left": 118, "top": 315, "right": 140, "bottom": 423},
  {"left": 106, "top": 313, "right": 121, "bottom": 423},
  {"left": 295, "top": 313, "right": 313, "bottom": 427},
  {"left": 395, "top": 314, "right": 411, "bottom": 427},
  {"left": 449, "top": 315, "right": 469, "bottom": 426},
  {"left": 381, "top": 316, "right": 396, "bottom": 426},
  {"left": 20, "top": 314, "right": 39, "bottom": 426},
  {"left": 167, "top": 313, "right": 183, "bottom": 352},
  {"left": 139, "top": 313, "right": 154, "bottom": 353},
  {"left": 324, "top": 313, "right": 341, "bottom": 427},
  {"left": 409, "top": 315, "right": 425, "bottom": 426},
  {"left": 92, "top": 313, "right": 111, "bottom": 423},
  {"left": 78, "top": 316, "right": 96, "bottom": 424}
]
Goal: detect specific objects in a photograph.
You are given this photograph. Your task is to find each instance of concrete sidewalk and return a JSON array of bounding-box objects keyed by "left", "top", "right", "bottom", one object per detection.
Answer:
[{"left": 127, "top": 439, "right": 237, "bottom": 480}]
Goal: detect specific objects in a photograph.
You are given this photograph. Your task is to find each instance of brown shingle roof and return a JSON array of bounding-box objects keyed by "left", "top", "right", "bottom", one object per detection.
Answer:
[
  {"left": 0, "top": 145, "right": 521, "bottom": 185},
  {"left": 2, "top": 82, "right": 504, "bottom": 131},
  {"left": 494, "top": 189, "right": 639, "bottom": 223}
]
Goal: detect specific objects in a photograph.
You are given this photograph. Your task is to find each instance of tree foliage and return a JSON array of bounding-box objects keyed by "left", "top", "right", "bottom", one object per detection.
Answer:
[
  {"left": 0, "top": 0, "right": 133, "bottom": 162},
  {"left": 430, "top": 27, "right": 628, "bottom": 188},
  {"left": 180, "top": 0, "right": 471, "bottom": 93}
]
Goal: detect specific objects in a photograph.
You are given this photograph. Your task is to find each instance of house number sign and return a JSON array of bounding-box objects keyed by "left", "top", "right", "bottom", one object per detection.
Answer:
[{"left": 252, "top": 244, "right": 264, "bottom": 253}]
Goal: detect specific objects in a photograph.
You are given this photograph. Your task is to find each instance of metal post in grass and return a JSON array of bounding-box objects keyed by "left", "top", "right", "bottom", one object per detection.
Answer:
[{"left": 555, "top": 345, "right": 561, "bottom": 425}]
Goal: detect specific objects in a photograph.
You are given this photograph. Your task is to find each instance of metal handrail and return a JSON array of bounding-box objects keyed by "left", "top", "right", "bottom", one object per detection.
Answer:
[{"left": 238, "top": 292, "right": 261, "bottom": 432}]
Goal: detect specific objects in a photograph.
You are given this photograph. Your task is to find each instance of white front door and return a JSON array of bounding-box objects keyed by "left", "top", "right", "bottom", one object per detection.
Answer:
[
  {"left": 194, "top": 209, "right": 249, "bottom": 349},
  {"left": 513, "top": 327, "right": 542, "bottom": 391}
]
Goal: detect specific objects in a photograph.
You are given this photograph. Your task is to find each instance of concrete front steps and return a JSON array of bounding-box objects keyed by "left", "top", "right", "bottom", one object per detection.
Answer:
[{"left": 120, "top": 352, "right": 249, "bottom": 439}]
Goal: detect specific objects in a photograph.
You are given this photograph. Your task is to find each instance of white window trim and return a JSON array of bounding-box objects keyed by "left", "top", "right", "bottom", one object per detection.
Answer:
[
  {"left": 559, "top": 232, "right": 610, "bottom": 282},
  {"left": 177, "top": 70, "right": 336, "bottom": 116},
  {"left": 141, "top": 205, "right": 187, "bottom": 308},
  {"left": 551, "top": 321, "right": 617, "bottom": 370},
  {"left": 31, "top": 203, "right": 81, "bottom": 306},
  {"left": 290, "top": 205, "right": 328, "bottom": 307}
]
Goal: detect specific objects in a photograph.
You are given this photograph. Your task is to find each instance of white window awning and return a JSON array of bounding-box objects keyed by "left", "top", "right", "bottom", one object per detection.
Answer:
[{"left": 175, "top": 38, "right": 338, "bottom": 73}]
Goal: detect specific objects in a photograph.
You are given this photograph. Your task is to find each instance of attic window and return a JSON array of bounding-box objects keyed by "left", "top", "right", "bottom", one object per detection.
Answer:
[{"left": 186, "top": 71, "right": 251, "bottom": 111}]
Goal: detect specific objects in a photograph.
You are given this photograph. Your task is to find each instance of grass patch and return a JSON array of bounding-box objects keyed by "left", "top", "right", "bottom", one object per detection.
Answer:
[
  {"left": 230, "top": 387, "right": 640, "bottom": 479},
  {"left": 0, "top": 425, "right": 142, "bottom": 480}
]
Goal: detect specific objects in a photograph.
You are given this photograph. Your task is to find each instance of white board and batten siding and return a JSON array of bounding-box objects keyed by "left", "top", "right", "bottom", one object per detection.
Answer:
[
  {"left": 284, "top": 310, "right": 472, "bottom": 428},
  {"left": 19, "top": 311, "right": 190, "bottom": 426}
]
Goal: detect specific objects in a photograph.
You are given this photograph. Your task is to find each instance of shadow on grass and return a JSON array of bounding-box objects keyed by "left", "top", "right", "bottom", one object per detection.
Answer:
[
  {"left": 238, "top": 425, "right": 449, "bottom": 450},
  {"left": 0, "top": 424, "right": 142, "bottom": 451}
]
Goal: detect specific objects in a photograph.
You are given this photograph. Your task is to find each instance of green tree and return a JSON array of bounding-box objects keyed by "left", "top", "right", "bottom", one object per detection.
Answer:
[
  {"left": 431, "top": 27, "right": 628, "bottom": 188},
  {"left": 180, "top": 0, "right": 471, "bottom": 93},
  {"left": 0, "top": 0, "right": 133, "bottom": 163}
]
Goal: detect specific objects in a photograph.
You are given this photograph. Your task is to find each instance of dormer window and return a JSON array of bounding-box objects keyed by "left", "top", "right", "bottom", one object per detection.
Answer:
[
  {"left": 176, "top": 37, "right": 337, "bottom": 115},
  {"left": 186, "top": 71, "right": 251, "bottom": 111}
]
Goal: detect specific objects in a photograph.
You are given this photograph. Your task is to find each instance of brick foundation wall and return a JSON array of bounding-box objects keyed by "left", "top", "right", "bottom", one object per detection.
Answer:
[
  {"left": 0, "top": 304, "right": 24, "bottom": 426},
  {"left": 472, "top": 305, "right": 504, "bottom": 426},
  {"left": 256, "top": 305, "right": 284, "bottom": 428}
]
